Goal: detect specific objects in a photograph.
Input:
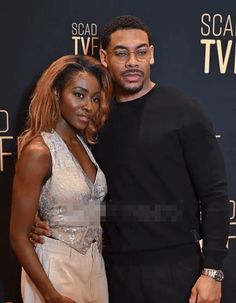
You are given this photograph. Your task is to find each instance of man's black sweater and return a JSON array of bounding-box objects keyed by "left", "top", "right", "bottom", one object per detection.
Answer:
[{"left": 93, "top": 85, "right": 229, "bottom": 269}]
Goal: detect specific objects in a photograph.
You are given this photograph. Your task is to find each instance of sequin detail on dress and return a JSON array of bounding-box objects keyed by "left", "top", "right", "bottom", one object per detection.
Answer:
[{"left": 39, "top": 130, "right": 107, "bottom": 254}]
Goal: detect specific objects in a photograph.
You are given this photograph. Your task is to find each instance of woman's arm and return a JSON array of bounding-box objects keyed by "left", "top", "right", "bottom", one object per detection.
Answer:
[{"left": 10, "top": 138, "right": 74, "bottom": 303}]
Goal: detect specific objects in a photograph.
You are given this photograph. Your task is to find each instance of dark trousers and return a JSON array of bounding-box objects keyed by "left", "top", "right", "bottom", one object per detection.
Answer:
[{"left": 104, "top": 243, "right": 202, "bottom": 303}]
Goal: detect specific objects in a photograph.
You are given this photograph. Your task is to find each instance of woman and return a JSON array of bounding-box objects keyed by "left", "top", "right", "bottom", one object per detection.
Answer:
[{"left": 10, "top": 55, "right": 112, "bottom": 303}]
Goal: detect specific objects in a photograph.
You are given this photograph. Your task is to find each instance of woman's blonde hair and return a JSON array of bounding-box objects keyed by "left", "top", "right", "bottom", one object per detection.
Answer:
[{"left": 19, "top": 55, "right": 112, "bottom": 154}]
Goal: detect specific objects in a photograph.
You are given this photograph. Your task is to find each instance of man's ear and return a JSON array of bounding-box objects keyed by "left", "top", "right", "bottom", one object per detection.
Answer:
[
  {"left": 99, "top": 49, "right": 108, "bottom": 68},
  {"left": 150, "top": 45, "right": 155, "bottom": 65}
]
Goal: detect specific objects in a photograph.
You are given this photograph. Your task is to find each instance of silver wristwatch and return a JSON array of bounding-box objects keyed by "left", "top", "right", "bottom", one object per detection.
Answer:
[{"left": 202, "top": 268, "right": 224, "bottom": 282}]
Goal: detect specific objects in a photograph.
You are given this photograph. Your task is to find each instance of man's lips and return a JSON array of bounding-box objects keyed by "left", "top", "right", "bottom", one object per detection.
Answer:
[{"left": 121, "top": 70, "right": 144, "bottom": 82}]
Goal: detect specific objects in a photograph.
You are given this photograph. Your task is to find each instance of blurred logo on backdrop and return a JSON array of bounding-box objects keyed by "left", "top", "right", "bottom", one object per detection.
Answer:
[
  {"left": 71, "top": 22, "right": 100, "bottom": 58},
  {"left": 0, "top": 109, "right": 13, "bottom": 172},
  {"left": 200, "top": 13, "right": 236, "bottom": 74},
  {"left": 229, "top": 199, "right": 236, "bottom": 241}
]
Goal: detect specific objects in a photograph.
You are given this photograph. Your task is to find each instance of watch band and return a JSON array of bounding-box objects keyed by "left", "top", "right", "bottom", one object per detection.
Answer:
[{"left": 202, "top": 268, "right": 224, "bottom": 282}]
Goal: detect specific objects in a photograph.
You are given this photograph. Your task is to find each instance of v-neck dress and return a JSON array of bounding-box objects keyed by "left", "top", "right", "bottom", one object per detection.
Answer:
[{"left": 39, "top": 130, "right": 107, "bottom": 254}]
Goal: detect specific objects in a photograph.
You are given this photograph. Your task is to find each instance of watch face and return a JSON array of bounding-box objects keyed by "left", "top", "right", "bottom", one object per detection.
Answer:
[{"left": 215, "top": 270, "right": 224, "bottom": 282}]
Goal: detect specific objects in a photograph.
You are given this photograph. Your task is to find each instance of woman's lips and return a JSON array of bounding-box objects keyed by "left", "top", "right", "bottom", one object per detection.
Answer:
[{"left": 77, "top": 114, "right": 90, "bottom": 123}]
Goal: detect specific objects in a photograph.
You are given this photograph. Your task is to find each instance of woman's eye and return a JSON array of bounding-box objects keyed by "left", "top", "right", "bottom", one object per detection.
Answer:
[
  {"left": 93, "top": 96, "right": 101, "bottom": 103},
  {"left": 74, "top": 92, "right": 84, "bottom": 98}
]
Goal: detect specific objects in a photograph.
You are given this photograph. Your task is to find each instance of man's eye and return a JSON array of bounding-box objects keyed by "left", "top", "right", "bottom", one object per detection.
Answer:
[
  {"left": 137, "top": 49, "right": 148, "bottom": 56},
  {"left": 115, "top": 52, "right": 128, "bottom": 57}
]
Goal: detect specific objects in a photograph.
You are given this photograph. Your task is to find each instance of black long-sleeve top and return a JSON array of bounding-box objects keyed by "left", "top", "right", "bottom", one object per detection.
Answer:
[{"left": 93, "top": 85, "right": 230, "bottom": 269}]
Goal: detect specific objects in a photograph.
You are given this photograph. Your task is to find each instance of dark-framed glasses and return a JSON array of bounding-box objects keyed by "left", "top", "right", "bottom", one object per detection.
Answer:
[{"left": 108, "top": 47, "right": 150, "bottom": 63}]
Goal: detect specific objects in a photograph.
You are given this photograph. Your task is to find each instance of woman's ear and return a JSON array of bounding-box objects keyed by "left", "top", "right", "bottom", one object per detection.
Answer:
[{"left": 54, "top": 90, "right": 60, "bottom": 101}]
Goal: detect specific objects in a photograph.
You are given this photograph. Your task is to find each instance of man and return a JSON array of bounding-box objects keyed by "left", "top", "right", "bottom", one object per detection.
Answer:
[{"left": 32, "top": 15, "right": 229, "bottom": 303}]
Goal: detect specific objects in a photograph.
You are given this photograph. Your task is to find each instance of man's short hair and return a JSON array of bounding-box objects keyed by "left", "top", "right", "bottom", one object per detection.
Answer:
[{"left": 101, "top": 15, "right": 152, "bottom": 50}]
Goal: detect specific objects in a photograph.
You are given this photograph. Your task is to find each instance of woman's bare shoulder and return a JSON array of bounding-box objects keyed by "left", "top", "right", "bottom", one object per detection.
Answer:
[{"left": 19, "top": 136, "right": 51, "bottom": 166}]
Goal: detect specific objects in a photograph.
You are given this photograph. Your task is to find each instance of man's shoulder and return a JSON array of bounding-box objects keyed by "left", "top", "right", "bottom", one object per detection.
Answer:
[
  {"left": 147, "top": 84, "right": 199, "bottom": 109},
  {"left": 145, "top": 85, "right": 211, "bottom": 126}
]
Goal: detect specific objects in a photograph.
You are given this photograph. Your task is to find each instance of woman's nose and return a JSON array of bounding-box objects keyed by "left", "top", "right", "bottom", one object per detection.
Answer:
[{"left": 81, "top": 98, "right": 93, "bottom": 112}]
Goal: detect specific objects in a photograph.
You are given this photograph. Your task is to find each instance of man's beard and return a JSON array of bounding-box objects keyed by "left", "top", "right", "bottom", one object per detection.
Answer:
[
  {"left": 118, "top": 69, "right": 145, "bottom": 95},
  {"left": 117, "top": 80, "right": 144, "bottom": 95}
]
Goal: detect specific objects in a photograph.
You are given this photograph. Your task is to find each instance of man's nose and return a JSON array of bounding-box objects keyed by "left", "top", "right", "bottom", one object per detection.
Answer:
[{"left": 126, "top": 52, "right": 139, "bottom": 66}]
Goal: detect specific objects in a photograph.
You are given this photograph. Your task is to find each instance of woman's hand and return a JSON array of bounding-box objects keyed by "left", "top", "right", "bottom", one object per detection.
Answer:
[
  {"left": 46, "top": 294, "right": 76, "bottom": 303},
  {"left": 61, "top": 297, "right": 76, "bottom": 303}
]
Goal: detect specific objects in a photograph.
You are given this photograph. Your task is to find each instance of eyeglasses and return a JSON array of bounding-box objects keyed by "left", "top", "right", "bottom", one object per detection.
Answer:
[{"left": 107, "top": 47, "right": 150, "bottom": 63}]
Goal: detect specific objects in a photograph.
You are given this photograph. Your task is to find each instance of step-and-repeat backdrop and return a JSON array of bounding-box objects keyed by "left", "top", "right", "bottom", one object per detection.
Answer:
[{"left": 0, "top": 1, "right": 235, "bottom": 302}]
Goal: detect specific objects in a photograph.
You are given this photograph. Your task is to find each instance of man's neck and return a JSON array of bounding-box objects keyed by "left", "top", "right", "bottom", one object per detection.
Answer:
[{"left": 115, "top": 81, "right": 156, "bottom": 102}]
